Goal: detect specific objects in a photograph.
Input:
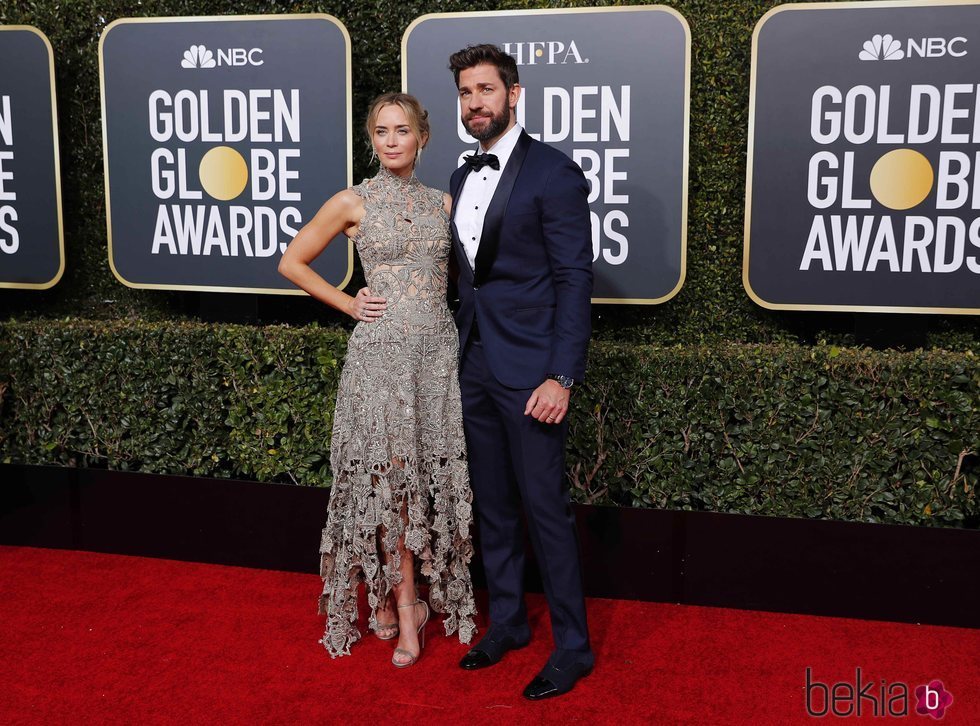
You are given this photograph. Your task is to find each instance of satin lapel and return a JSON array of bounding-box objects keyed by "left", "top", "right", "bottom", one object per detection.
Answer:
[
  {"left": 473, "top": 131, "right": 532, "bottom": 286},
  {"left": 450, "top": 165, "right": 475, "bottom": 276},
  {"left": 450, "top": 165, "right": 471, "bottom": 210}
]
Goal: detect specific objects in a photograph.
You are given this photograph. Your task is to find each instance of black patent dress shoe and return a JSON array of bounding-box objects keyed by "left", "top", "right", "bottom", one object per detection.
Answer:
[
  {"left": 459, "top": 630, "right": 530, "bottom": 670},
  {"left": 522, "top": 660, "right": 593, "bottom": 700}
]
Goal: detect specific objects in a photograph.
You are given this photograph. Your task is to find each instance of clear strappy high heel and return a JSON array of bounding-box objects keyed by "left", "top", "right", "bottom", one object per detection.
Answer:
[{"left": 392, "top": 600, "right": 430, "bottom": 668}]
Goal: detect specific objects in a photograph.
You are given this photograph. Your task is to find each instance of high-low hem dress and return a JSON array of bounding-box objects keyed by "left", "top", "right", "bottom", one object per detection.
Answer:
[{"left": 317, "top": 166, "right": 477, "bottom": 658}]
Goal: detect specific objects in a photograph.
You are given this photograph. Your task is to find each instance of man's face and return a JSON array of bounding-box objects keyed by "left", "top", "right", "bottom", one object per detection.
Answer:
[{"left": 457, "top": 63, "right": 520, "bottom": 143}]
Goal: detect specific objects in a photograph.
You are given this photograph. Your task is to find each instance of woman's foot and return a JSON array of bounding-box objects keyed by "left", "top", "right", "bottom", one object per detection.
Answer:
[
  {"left": 374, "top": 595, "right": 399, "bottom": 641},
  {"left": 392, "top": 599, "right": 430, "bottom": 668}
]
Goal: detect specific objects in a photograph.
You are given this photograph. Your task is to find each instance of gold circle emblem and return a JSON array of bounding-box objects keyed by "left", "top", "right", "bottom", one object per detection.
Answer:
[
  {"left": 198, "top": 146, "right": 249, "bottom": 201},
  {"left": 869, "top": 149, "right": 933, "bottom": 211}
]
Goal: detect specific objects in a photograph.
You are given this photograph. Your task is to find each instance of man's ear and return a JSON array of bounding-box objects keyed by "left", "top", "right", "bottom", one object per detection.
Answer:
[{"left": 509, "top": 83, "right": 522, "bottom": 112}]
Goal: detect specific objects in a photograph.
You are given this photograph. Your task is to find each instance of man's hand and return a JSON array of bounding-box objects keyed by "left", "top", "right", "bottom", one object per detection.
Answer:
[{"left": 524, "top": 379, "right": 570, "bottom": 424}]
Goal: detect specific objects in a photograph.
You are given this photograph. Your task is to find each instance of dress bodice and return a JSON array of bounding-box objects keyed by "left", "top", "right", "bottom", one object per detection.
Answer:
[{"left": 350, "top": 167, "right": 451, "bottom": 332}]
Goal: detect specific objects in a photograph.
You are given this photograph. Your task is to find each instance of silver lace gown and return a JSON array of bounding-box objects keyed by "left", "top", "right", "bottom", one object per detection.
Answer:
[{"left": 317, "top": 166, "right": 477, "bottom": 657}]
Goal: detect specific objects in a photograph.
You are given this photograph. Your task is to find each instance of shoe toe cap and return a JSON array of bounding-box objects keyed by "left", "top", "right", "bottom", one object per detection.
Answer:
[
  {"left": 523, "top": 676, "right": 560, "bottom": 700},
  {"left": 459, "top": 649, "right": 493, "bottom": 670}
]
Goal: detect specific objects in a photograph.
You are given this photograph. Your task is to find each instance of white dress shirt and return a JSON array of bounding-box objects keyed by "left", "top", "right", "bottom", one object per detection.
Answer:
[{"left": 455, "top": 123, "right": 524, "bottom": 271}]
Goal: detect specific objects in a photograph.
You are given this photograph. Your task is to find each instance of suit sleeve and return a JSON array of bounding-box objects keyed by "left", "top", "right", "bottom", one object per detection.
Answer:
[{"left": 539, "top": 156, "right": 594, "bottom": 381}]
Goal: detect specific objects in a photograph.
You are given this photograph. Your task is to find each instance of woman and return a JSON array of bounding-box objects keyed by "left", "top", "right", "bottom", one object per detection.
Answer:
[{"left": 279, "top": 93, "right": 476, "bottom": 667}]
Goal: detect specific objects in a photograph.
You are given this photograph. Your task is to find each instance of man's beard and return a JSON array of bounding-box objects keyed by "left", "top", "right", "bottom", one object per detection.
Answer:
[{"left": 464, "top": 106, "right": 510, "bottom": 142}]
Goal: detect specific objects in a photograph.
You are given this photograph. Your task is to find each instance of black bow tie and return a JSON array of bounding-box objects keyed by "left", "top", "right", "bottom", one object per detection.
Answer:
[{"left": 465, "top": 153, "right": 500, "bottom": 171}]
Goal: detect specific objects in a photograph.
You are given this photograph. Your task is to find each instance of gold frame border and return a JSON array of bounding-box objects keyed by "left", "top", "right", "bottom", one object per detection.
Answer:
[
  {"left": 401, "top": 5, "right": 691, "bottom": 306},
  {"left": 0, "top": 25, "right": 65, "bottom": 290},
  {"left": 743, "top": 0, "right": 980, "bottom": 316},
  {"left": 98, "top": 14, "right": 353, "bottom": 296}
]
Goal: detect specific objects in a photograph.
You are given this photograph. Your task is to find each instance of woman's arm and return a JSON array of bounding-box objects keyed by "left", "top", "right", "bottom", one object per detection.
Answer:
[{"left": 278, "top": 190, "right": 386, "bottom": 322}]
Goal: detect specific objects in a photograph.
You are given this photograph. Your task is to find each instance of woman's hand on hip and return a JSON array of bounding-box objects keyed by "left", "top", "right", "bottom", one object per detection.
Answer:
[{"left": 348, "top": 287, "right": 387, "bottom": 322}]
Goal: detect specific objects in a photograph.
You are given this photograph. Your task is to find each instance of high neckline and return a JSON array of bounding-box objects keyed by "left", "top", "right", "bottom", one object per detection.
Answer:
[{"left": 376, "top": 164, "right": 417, "bottom": 188}]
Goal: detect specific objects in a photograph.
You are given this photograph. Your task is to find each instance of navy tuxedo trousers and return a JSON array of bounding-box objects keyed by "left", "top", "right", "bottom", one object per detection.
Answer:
[{"left": 460, "top": 339, "right": 591, "bottom": 655}]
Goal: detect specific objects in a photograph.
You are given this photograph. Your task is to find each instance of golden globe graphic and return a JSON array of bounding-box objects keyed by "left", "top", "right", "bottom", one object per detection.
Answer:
[
  {"left": 869, "top": 149, "right": 933, "bottom": 211},
  {"left": 100, "top": 15, "right": 351, "bottom": 293},
  {"left": 744, "top": 1, "right": 980, "bottom": 314},
  {"left": 197, "top": 146, "right": 249, "bottom": 202}
]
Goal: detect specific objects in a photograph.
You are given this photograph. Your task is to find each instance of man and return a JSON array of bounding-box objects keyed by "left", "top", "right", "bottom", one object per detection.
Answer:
[{"left": 447, "top": 44, "right": 594, "bottom": 701}]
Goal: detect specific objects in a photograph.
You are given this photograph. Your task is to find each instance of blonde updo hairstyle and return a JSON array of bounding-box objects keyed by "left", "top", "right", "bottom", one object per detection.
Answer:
[{"left": 365, "top": 92, "right": 431, "bottom": 166}]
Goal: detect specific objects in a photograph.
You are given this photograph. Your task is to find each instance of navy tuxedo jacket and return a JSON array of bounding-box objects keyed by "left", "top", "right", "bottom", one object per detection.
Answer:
[{"left": 450, "top": 131, "right": 593, "bottom": 390}]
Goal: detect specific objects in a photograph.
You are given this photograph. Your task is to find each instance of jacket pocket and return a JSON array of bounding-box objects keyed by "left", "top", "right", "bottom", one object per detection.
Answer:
[{"left": 509, "top": 304, "right": 556, "bottom": 316}]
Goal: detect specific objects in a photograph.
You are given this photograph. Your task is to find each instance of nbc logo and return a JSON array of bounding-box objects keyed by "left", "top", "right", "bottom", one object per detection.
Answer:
[
  {"left": 181, "top": 45, "right": 216, "bottom": 69},
  {"left": 858, "top": 33, "right": 967, "bottom": 61},
  {"left": 859, "top": 34, "right": 904, "bottom": 61},
  {"left": 180, "top": 44, "right": 264, "bottom": 69}
]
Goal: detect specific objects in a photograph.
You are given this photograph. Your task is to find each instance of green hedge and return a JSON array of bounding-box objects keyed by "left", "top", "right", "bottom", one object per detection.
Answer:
[
  {"left": 0, "top": 1, "right": 977, "bottom": 528},
  {"left": 2, "top": 320, "right": 976, "bottom": 527},
  {"left": 0, "top": 0, "right": 976, "bottom": 348}
]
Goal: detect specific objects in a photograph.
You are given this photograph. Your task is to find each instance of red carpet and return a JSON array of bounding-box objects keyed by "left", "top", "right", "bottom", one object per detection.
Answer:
[{"left": 1, "top": 545, "right": 978, "bottom": 724}]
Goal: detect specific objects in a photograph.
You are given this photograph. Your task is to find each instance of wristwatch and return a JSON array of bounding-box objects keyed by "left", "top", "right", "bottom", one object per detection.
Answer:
[{"left": 547, "top": 374, "right": 574, "bottom": 389}]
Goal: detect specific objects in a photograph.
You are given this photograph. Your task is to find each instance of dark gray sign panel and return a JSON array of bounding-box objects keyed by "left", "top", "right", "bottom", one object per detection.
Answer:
[
  {"left": 100, "top": 15, "right": 352, "bottom": 294},
  {"left": 403, "top": 7, "right": 689, "bottom": 304},
  {"left": 745, "top": 1, "right": 980, "bottom": 314},
  {"left": 0, "top": 26, "right": 64, "bottom": 289}
]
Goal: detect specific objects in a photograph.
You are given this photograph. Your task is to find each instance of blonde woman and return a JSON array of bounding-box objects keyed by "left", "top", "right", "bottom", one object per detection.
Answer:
[{"left": 279, "top": 93, "right": 476, "bottom": 667}]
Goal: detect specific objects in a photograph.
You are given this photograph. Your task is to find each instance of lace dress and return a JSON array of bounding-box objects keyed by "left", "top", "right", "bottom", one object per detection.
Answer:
[{"left": 317, "top": 166, "right": 477, "bottom": 657}]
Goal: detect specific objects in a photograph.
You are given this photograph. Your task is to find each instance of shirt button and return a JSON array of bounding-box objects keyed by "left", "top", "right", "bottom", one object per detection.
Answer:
[
  {"left": 471, "top": 236, "right": 476, "bottom": 240},
  {"left": 475, "top": 206, "right": 479, "bottom": 209},
  {"left": 483, "top": 177, "right": 487, "bottom": 180}
]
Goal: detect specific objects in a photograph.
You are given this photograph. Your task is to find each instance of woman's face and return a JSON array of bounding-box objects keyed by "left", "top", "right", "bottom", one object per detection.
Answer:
[{"left": 372, "top": 104, "right": 424, "bottom": 176}]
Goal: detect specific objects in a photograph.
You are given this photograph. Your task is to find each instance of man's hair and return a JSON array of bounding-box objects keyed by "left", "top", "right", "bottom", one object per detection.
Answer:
[{"left": 448, "top": 44, "right": 519, "bottom": 89}]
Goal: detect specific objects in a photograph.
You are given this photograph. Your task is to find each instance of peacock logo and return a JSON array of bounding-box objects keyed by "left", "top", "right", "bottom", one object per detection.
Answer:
[
  {"left": 181, "top": 45, "right": 216, "bottom": 69},
  {"left": 858, "top": 34, "right": 904, "bottom": 61}
]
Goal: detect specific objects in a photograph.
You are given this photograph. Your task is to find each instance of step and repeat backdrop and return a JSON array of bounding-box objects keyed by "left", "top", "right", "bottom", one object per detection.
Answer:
[
  {"left": 3, "top": 1, "right": 979, "bottom": 313},
  {"left": 100, "top": 14, "right": 351, "bottom": 294},
  {"left": 0, "top": 26, "right": 63, "bottom": 290},
  {"left": 403, "top": 7, "right": 690, "bottom": 304},
  {"left": 745, "top": 0, "right": 980, "bottom": 314}
]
